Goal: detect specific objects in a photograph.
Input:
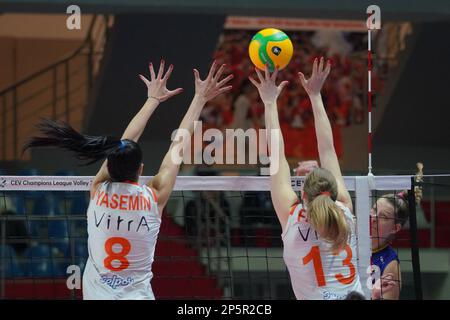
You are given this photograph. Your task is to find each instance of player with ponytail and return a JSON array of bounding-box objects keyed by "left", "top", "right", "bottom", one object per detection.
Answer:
[
  {"left": 24, "top": 59, "right": 232, "bottom": 299},
  {"left": 250, "top": 58, "right": 363, "bottom": 299}
]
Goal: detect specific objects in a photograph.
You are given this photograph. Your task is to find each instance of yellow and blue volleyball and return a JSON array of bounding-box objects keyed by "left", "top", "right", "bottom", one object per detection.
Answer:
[{"left": 248, "top": 28, "right": 293, "bottom": 72}]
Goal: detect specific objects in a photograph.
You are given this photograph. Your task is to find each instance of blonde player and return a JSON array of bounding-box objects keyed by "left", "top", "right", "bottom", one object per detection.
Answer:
[
  {"left": 24, "top": 60, "right": 232, "bottom": 299},
  {"left": 249, "top": 58, "right": 363, "bottom": 299},
  {"left": 294, "top": 161, "right": 401, "bottom": 299}
]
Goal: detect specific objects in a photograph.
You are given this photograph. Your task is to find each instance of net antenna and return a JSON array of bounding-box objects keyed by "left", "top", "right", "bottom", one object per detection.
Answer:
[
  {"left": 366, "top": 4, "right": 381, "bottom": 190},
  {"left": 414, "top": 162, "right": 424, "bottom": 204},
  {"left": 358, "top": 10, "right": 379, "bottom": 297}
]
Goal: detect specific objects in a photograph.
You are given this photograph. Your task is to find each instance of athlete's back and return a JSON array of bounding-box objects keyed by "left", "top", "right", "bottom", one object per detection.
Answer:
[
  {"left": 83, "top": 181, "right": 160, "bottom": 300},
  {"left": 282, "top": 201, "right": 363, "bottom": 300}
]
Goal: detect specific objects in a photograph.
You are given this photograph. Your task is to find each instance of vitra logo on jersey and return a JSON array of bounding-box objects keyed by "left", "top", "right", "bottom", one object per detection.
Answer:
[{"left": 100, "top": 275, "right": 134, "bottom": 289}]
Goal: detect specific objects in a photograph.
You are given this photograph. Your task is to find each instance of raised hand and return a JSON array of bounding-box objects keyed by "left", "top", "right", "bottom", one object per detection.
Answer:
[
  {"left": 294, "top": 160, "right": 319, "bottom": 176},
  {"left": 298, "top": 57, "right": 331, "bottom": 97},
  {"left": 249, "top": 65, "right": 289, "bottom": 106},
  {"left": 139, "top": 59, "right": 184, "bottom": 102},
  {"left": 193, "top": 61, "right": 233, "bottom": 101}
]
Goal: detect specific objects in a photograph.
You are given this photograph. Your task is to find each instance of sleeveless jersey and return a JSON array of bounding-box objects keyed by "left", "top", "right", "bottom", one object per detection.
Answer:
[
  {"left": 371, "top": 244, "right": 399, "bottom": 275},
  {"left": 83, "top": 181, "right": 161, "bottom": 300},
  {"left": 282, "top": 201, "right": 363, "bottom": 300}
]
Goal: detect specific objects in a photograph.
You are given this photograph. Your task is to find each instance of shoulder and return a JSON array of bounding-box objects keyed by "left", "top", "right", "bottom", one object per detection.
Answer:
[
  {"left": 385, "top": 246, "right": 399, "bottom": 261},
  {"left": 281, "top": 202, "right": 304, "bottom": 237},
  {"left": 335, "top": 200, "right": 351, "bottom": 212},
  {"left": 335, "top": 200, "right": 354, "bottom": 221},
  {"left": 144, "top": 185, "right": 159, "bottom": 203},
  {"left": 383, "top": 258, "right": 401, "bottom": 285},
  {"left": 289, "top": 202, "right": 305, "bottom": 219},
  {"left": 90, "top": 180, "right": 110, "bottom": 199},
  {"left": 286, "top": 202, "right": 307, "bottom": 226}
]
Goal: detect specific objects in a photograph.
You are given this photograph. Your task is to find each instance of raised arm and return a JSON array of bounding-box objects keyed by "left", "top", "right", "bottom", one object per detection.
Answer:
[
  {"left": 91, "top": 60, "right": 183, "bottom": 197},
  {"left": 249, "top": 67, "right": 298, "bottom": 229},
  {"left": 298, "top": 57, "right": 352, "bottom": 212},
  {"left": 148, "top": 61, "right": 233, "bottom": 214}
]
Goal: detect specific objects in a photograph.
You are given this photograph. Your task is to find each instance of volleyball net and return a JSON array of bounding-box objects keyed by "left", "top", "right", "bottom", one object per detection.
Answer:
[{"left": 0, "top": 174, "right": 426, "bottom": 299}]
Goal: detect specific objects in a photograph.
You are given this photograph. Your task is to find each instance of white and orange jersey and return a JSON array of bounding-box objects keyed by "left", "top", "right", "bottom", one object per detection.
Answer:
[
  {"left": 83, "top": 181, "right": 161, "bottom": 300},
  {"left": 282, "top": 201, "right": 363, "bottom": 300}
]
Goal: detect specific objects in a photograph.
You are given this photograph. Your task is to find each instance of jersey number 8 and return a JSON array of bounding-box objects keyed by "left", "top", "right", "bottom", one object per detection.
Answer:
[{"left": 104, "top": 237, "right": 131, "bottom": 271}]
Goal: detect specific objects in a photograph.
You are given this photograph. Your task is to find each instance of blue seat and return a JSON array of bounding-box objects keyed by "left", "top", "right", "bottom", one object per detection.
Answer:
[
  {"left": 24, "top": 243, "right": 68, "bottom": 277},
  {"left": 24, "top": 244, "right": 53, "bottom": 277},
  {"left": 49, "top": 240, "right": 72, "bottom": 277},
  {"left": 70, "top": 218, "right": 87, "bottom": 238},
  {"left": 48, "top": 220, "right": 69, "bottom": 239},
  {"left": 6, "top": 193, "right": 26, "bottom": 215},
  {"left": 0, "top": 244, "right": 23, "bottom": 277},
  {"left": 32, "top": 194, "right": 61, "bottom": 216},
  {"left": 27, "top": 219, "right": 48, "bottom": 239},
  {"left": 0, "top": 191, "right": 19, "bottom": 214},
  {"left": 53, "top": 192, "right": 88, "bottom": 216},
  {"left": 51, "top": 246, "right": 70, "bottom": 277},
  {"left": 75, "top": 241, "right": 88, "bottom": 272},
  {"left": 52, "top": 240, "right": 70, "bottom": 257},
  {"left": 18, "top": 191, "right": 44, "bottom": 216},
  {"left": 75, "top": 241, "right": 88, "bottom": 259},
  {"left": 71, "top": 194, "right": 89, "bottom": 215}
]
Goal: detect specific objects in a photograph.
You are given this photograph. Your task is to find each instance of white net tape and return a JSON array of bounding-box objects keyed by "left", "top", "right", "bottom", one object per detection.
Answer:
[{"left": 0, "top": 175, "right": 412, "bottom": 191}]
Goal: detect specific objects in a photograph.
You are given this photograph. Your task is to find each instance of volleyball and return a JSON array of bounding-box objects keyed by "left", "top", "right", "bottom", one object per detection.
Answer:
[{"left": 248, "top": 28, "right": 293, "bottom": 72}]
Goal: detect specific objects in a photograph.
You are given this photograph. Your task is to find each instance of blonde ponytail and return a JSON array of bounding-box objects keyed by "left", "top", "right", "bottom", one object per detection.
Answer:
[
  {"left": 308, "top": 195, "right": 349, "bottom": 251},
  {"left": 303, "top": 168, "right": 350, "bottom": 252}
]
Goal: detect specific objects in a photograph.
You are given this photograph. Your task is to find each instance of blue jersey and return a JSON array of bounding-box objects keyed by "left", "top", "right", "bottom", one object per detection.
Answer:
[{"left": 371, "top": 245, "right": 399, "bottom": 275}]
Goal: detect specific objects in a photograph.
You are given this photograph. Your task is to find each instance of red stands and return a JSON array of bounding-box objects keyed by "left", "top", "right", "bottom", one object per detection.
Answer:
[{"left": 395, "top": 201, "right": 450, "bottom": 248}]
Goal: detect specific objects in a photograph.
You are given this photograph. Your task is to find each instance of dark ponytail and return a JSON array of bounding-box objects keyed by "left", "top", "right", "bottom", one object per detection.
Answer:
[
  {"left": 23, "top": 119, "right": 143, "bottom": 181},
  {"left": 23, "top": 119, "right": 120, "bottom": 165}
]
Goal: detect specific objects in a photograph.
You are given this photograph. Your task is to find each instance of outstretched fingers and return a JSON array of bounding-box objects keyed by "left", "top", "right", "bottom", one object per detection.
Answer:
[
  {"left": 149, "top": 62, "right": 156, "bottom": 81},
  {"left": 298, "top": 72, "right": 307, "bottom": 87},
  {"left": 255, "top": 67, "right": 264, "bottom": 83},
  {"left": 277, "top": 80, "right": 289, "bottom": 93},
  {"left": 157, "top": 59, "right": 165, "bottom": 79},
  {"left": 139, "top": 74, "right": 150, "bottom": 86},
  {"left": 264, "top": 64, "right": 270, "bottom": 80},
  {"left": 271, "top": 67, "right": 279, "bottom": 81},
  {"left": 324, "top": 59, "right": 331, "bottom": 77},
  {"left": 207, "top": 60, "right": 218, "bottom": 81},
  {"left": 218, "top": 85, "right": 233, "bottom": 94},
  {"left": 248, "top": 76, "right": 259, "bottom": 88},
  {"left": 168, "top": 87, "right": 184, "bottom": 97},
  {"left": 217, "top": 74, "right": 234, "bottom": 87},
  {"left": 193, "top": 68, "right": 200, "bottom": 82},
  {"left": 318, "top": 57, "right": 324, "bottom": 73},
  {"left": 214, "top": 63, "right": 226, "bottom": 81},
  {"left": 162, "top": 64, "right": 174, "bottom": 82},
  {"left": 312, "top": 57, "right": 318, "bottom": 77}
]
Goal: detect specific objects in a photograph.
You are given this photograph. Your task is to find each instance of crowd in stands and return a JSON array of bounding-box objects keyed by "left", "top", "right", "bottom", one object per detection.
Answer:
[{"left": 199, "top": 29, "right": 380, "bottom": 159}]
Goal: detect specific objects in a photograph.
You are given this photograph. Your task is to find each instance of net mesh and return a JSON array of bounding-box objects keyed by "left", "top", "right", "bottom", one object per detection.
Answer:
[{"left": 0, "top": 175, "right": 426, "bottom": 300}]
